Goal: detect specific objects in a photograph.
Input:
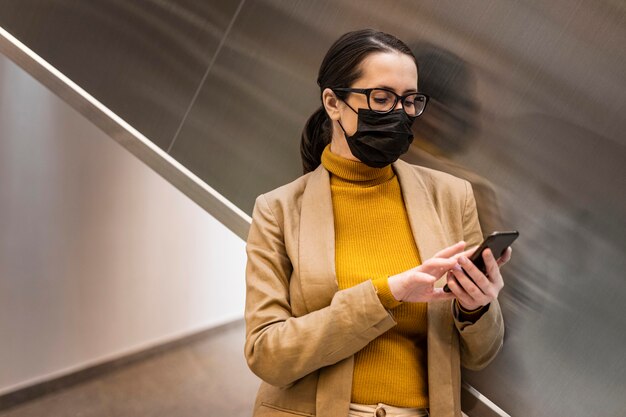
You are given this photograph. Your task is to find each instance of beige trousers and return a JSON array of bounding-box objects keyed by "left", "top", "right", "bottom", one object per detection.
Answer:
[{"left": 348, "top": 402, "right": 429, "bottom": 417}]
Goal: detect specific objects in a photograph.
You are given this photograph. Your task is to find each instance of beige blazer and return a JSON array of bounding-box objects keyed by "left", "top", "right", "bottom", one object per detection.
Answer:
[{"left": 244, "top": 158, "right": 504, "bottom": 417}]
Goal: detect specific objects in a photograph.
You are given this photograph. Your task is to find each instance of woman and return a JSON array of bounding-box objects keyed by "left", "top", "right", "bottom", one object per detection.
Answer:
[{"left": 244, "top": 29, "right": 510, "bottom": 417}]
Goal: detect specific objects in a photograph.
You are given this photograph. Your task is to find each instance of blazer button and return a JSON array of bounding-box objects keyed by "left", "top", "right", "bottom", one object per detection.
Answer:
[{"left": 375, "top": 407, "right": 386, "bottom": 417}]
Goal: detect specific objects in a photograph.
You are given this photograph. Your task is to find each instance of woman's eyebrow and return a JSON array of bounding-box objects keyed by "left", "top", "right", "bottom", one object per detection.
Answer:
[{"left": 377, "top": 85, "right": 418, "bottom": 94}]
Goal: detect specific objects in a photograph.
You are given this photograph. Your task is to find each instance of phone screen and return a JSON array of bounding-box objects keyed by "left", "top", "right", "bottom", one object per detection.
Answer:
[
  {"left": 469, "top": 231, "right": 519, "bottom": 274},
  {"left": 443, "top": 231, "right": 518, "bottom": 293}
]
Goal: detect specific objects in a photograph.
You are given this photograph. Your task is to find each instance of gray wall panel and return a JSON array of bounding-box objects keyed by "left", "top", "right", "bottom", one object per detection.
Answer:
[
  {"left": 0, "top": 0, "right": 241, "bottom": 149},
  {"left": 170, "top": 0, "right": 332, "bottom": 211},
  {"left": 170, "top": 0, "right": 437, "bottom": 212},
  {"left": 172, "top": 1, "right": 626, "bottom": 416}
]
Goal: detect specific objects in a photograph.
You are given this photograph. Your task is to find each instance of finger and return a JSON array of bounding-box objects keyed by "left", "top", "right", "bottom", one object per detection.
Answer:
[
  {"left": 458, "top": 255, "right": 492, "bottom": 289},
  {"left": 483, "top": 249, "right": 502, "bottom": 284},
  {"left": 445, "top": 272, "right": 477, "bottom": 307},
  {"left": 483, "top": 249, "right": 505, "bottom": 291},
  {"left": 419, "top": 257, "right": 459, "bottom": 277},
  {"left": 451, "top": 266, "right": 488, "bottom": 302},
  {"left": 451, "top": 245, "right": 479, "bottom": 262},
  {"left": 432, "top": 241, "right": 466, "bottom": 259},
  {"left": 411, "top": 271, "right": 438, "bottom": 285},
  {"left": 446, "top": 270, "right": 455, "bottom": 285},
  {"left": 445, "top": 272, "right": 463, "bottom": 295}
]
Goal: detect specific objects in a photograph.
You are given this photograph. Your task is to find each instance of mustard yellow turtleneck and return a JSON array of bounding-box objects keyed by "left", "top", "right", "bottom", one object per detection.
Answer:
[{"left": 320, "top": 143, "right": 428, "bottom": 408}]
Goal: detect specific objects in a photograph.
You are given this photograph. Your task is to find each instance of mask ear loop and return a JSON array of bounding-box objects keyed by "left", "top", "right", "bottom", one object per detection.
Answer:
[
  {"left": 337, "top": 120, "right": 348, "bottom": 136},
  {"left": 336, "top": 97, "right": 358, "bottom": 138},
  {"left": 341, "top": 98, "right": 359, "bottom": 114}
]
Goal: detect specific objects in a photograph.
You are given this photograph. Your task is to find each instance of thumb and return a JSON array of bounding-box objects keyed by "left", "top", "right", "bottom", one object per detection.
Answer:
[{"left": 420, "top": 257, "right": 458, "bottom": 276}]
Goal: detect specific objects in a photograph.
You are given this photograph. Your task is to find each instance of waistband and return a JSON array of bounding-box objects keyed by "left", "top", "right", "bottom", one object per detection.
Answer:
[{"left": 349, "top": 402, "right": 429, "bottom": 417}]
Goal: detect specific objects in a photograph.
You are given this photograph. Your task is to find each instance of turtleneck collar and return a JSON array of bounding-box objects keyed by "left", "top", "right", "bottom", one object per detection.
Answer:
[{"left": 321, "top": 143, "right": 395, "bottom": 187}]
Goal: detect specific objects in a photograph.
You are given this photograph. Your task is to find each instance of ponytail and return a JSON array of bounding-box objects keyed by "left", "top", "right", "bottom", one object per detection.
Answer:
[{"left": 300, "top": 106, "right": 331, "bottom": 174}]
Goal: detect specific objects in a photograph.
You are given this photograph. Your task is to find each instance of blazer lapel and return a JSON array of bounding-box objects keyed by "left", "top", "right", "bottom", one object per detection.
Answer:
[
  {"left": 298, "top": 164, "right": 338, "bottom": 313},
  {"left": 392, "top": 159, "right": 449, "bottom": 271},
  {"left": 298, "top": 158, "right": 456, "bottom": 412},
  {"left": 394, "top": 158, "right": 456, "bottom": 415},
  {"left": 298, "top": 159, "right": 452, "bottom": 312}
]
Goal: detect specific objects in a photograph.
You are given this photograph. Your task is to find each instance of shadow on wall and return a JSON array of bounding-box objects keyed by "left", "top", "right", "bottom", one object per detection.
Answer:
[
  {"left": 403, "top": 41, "right": 626, "bottom": 417},
  {"left": 403, "top": 42, "right": 502, "bottom": 235},
  {"left": 401, "top": 41, "right": 531, "bottom": 411}
]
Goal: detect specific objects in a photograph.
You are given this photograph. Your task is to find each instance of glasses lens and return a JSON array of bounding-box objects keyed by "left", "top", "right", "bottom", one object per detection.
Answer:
[
  {"left": 369, "top": 89, "right": 397, "bottom": 113},
  {"left": 403, "top": 94, "right": 427, "bottom": 116}
]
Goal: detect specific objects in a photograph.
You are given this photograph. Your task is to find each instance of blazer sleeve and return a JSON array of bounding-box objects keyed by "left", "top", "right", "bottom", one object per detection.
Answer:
[
  {"left": 454, "top": 181, "right": 505, "bottom": 371},
  {"left": 244, "top": 194, "right": 397, "bottom": 388}
]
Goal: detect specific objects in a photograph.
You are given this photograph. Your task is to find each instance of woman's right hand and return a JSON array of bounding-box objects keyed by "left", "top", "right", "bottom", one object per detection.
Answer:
[{"left": 387, "top": 241, "right": 466, "bottom": 303}]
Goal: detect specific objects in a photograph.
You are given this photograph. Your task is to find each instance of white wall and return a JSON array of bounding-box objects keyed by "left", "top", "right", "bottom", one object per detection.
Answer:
[{"left": 0, "top": 53, "right": 247, "bottom": 395}]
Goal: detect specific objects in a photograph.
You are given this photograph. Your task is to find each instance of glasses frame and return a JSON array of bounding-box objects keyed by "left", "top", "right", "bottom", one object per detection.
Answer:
[{"left": 332, "top": 87, "right": 430, "bottom": 116}]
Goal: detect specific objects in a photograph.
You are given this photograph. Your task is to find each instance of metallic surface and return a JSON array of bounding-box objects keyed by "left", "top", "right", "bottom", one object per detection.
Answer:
[
  {"left": 1, "top": 1, "right": 625, "bottom": 416},
  {"left": 0, "top": 26, "right": 252, "bottom": 241},
  {"left": 0, "top": 0, "right": 243, "bottom": 151}
]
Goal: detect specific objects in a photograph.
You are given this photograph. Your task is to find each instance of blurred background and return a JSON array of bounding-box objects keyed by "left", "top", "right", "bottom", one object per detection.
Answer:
[{"left": 1, "top": 1, "right": 625, "bottom": 416}]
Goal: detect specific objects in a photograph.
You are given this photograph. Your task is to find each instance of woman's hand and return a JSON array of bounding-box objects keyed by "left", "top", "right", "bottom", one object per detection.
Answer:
[
  {"left": 388, "top": 241, "right": 466, "bottom": 303},
  {"left": 445, "top": 247, "right": 512, "bottom": 311}
]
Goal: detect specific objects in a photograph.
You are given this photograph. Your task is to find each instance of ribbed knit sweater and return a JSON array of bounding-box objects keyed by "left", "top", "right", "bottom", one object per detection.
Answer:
[{"left": 320, "top": 143, "right": 428, "bottom": 408}]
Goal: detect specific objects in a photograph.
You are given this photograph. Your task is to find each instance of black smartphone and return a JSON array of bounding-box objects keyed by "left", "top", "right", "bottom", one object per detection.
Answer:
[{"left": 443, "top": 231, "right": 519, "bottom": 293}]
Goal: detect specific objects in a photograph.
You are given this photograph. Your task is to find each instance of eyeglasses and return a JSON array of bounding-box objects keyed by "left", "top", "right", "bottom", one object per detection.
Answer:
[{"left": 332, "top": 87, "right": 429, "bottom": 117}]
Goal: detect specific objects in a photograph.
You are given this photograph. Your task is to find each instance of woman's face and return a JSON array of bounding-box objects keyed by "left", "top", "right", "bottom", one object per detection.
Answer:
[{"left": 323, "top": 51, "right": 418, "bottom": 161}]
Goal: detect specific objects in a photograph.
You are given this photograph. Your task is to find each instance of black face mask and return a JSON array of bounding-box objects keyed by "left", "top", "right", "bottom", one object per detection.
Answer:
[{"left": 338, "top": 107, "right": 417, "bottom": 168}]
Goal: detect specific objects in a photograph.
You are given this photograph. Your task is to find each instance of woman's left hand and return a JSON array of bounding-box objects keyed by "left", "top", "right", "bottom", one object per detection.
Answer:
[{"left": 446, "top": 247, "right": 512, "bottom": 311}]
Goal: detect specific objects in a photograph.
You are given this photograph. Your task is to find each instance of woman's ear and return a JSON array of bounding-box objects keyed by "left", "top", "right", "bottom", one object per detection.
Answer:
[{"left": 322, "top": 88, "right": 341, "bottom": 121}]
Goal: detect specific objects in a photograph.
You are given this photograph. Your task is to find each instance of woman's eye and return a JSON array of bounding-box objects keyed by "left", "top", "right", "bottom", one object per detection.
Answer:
[{"left": 373, "top": 98, "right": 390, "bottom": 104}]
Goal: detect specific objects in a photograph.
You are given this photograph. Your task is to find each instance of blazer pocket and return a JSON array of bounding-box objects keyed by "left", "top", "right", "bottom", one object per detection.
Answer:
[{"left": 259, "top": 402, "right": 315, "bottom": 417}]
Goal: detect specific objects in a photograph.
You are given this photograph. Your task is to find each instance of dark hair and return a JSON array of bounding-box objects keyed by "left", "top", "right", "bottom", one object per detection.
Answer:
[{"left": 300, "top": 29, "right": 417, "bottom": 174}]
